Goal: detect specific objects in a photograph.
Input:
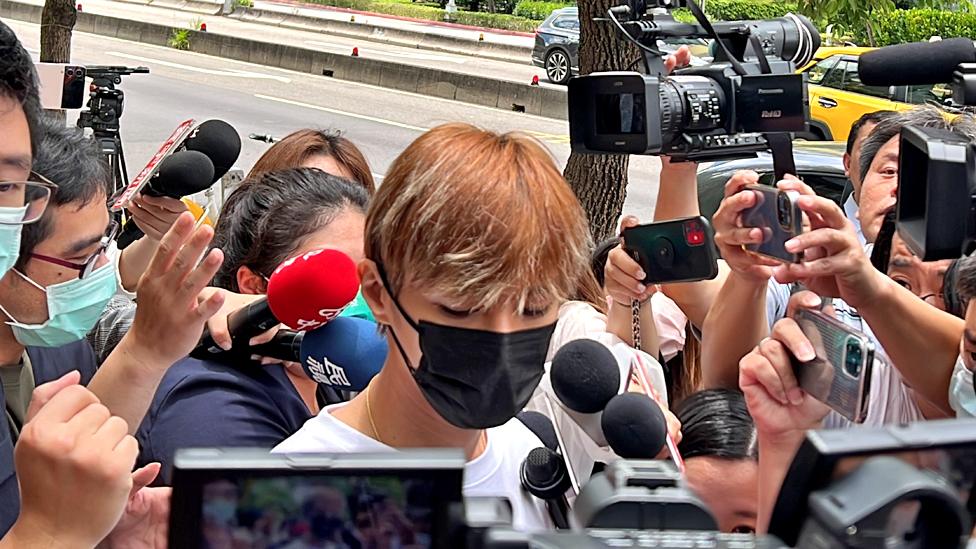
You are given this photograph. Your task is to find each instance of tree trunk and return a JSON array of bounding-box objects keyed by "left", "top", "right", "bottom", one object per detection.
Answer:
[
  {"left": 563, "top": 0, "right": 639, "bottom": 242},
  {"left": 40, "top": 0, "right": 76, "bottom": 122},
  {"left": 40, "top": 0, "right": 76, "bottom": 63}
]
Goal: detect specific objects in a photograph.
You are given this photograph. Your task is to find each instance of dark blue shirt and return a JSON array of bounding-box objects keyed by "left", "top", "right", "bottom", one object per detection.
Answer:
[
  {"left": 0, "top": 341, "right": 98, "bottom": 536},
  {"left": 136, "top": 357, "right": 312, "bottom": 484}
]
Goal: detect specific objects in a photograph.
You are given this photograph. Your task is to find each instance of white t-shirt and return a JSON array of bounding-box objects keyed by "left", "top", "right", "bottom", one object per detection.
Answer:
[
  {"left": 765, "top": 281, "right": 922, "bottom": 428},
  {"left": 844, "top": 194, "right": 867, "bottom": 248},
  {"left": 273, "top": 404, "right": 552, "bottom": 532}
]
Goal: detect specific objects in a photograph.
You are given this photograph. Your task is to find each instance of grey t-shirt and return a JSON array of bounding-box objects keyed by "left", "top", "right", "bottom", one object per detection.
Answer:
[{"left": 0, "top": 354, "right": 33, "bottom": 438}]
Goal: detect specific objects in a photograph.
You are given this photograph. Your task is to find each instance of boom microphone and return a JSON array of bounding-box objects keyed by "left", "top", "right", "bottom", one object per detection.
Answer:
[
  {"left": 601, "top": 392, "right": 668, "bottom": 459},
  {"left": 550, "top": 339, "right": 621, "bottom": 446},
  {"left": 858, "top": 38, "right": 976, "bottom": 87},
  {"left": 191, "top": 248, "right": 360, "bottom": 360}
]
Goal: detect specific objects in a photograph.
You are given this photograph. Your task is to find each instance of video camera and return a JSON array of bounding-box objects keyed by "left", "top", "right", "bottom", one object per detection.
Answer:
[
  {"left": 76, "top": 65, "right": 149, "bottom": 136},
  {"left": 567, "top": 0, "right": 819, "bottom": 162}
]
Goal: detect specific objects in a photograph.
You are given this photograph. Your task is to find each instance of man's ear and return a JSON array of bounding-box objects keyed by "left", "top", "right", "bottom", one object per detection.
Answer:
[
  {"left": 236, "top": 266, "right": 268, "bottom": 295},
  {"left": 843, "top": 152, "right": 852, "bottom": 178},
  {"left": 359, "top": 259, "right": 392, "bottom": 325}
]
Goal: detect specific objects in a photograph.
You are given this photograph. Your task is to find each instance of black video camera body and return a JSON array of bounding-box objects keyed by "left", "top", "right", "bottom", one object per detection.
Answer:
[{"left": 568, "top": 8, "right": 819, "bottom": 162}]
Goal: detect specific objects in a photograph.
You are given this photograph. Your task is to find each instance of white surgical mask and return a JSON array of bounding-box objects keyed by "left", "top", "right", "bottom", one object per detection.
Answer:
[{"left": 948, "top": 354, "right": 976, "bottom": 418}]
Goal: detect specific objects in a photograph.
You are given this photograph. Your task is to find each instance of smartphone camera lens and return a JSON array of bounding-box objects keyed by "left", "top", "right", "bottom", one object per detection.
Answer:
[
  {"left": 777, "top": 192, "right": 792, "bottom": 228},
  {"left": 843, "top": 338, "right": 863, "bottom": 377}
]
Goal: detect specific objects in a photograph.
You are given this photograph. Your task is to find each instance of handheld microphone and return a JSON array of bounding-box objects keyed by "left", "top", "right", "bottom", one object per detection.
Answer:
[
  {"left": 601, "top": 392, "right": 668, "bottom": 460},
  {"left": 116, "top": 150, "right": 215, "bottom": 250},
  {"left": 191, "top": 248, "right": 360, "bottom": 360},
  {"left": 858, "top": 38, "right": 976, "bottom": 86},
  {"left": 115, "top": 119, "right": 242, "bottom": 249},
  {"left": 516, "top": 411, "right": 558, "bottom": 451},
  {"left": 550, "top": 339, "right": 621, "bottom": 446},
  {"left": 520, "top": 447, "right": 571, "bottom": 529}
]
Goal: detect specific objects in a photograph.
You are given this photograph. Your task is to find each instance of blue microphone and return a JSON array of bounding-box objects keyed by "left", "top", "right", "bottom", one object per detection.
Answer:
[{"left": 251, "top": 316, "right": 388, "bottom": 391}]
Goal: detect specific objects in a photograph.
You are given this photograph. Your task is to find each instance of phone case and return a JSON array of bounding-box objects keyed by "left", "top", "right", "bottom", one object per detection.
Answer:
[
  {"left": 622, "top": 216, "right": 719, "bottom": 285},
  {"left": 792, "top": 309, "right": 875, "bottom": 424},
  {"left": 742, "top": 185, "right": 803, "bottom": 263}
]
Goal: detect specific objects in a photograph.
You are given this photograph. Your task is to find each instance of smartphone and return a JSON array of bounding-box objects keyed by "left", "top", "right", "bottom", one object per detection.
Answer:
[
  {"left": 622, "top": 216, "right": 719, "bottom": 284},
  {"left": 36, "top": 63, "right": 87, "bottom": 110},
  {"left": 741, "top": 184, "right": 803, "bottom": 263},
  {"left": 792, "top": 309, "right": 875, "bottom": 424}
]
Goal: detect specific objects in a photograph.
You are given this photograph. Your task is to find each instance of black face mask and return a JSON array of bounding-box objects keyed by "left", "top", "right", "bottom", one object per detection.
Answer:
[{"left": 376, "top": 265, "right": 556, "bottom": 430}]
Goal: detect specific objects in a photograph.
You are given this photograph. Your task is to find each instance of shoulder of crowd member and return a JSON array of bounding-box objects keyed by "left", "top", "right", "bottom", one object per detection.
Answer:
[
  {"left": 136, "top": 356, "right": 312, "bottom": 483},
  {"left": 86, "top": 295, "right": 136, "bottom": 364},
  {"left": 27, "top": 340, "right": 98, "bottom": 387}
]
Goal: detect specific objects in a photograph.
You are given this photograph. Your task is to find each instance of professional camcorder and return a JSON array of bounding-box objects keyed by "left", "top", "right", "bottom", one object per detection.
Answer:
[
  {"left": 567, "top": 0, "right": 819, "bottom": 162},
  {"left": 168, "top": 419, "right": 976, "bottom": 549}
]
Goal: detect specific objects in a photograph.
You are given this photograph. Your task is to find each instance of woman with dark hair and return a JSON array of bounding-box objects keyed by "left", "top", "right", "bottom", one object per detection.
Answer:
[
  {"left": 248, "top": 129, "right": 375, "bottom": 194},
  {"left": 136, "top": 168, "right": 369, "bottom": 480},
  {"left": 675, "top": 389, "right": 758, "bottom": 534}
]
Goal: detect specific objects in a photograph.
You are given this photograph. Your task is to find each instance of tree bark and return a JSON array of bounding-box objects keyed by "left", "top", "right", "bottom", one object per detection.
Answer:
[
  {"left": 40, "top": 0, "right": 76, "bottom": 64},
  {"left": 563, "top": 0, "right": 639, "bottom": 242}
]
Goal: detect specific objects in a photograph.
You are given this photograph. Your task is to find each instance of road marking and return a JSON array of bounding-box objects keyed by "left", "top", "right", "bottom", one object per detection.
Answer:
[
  {"left": 6, "top": 21, "right": 567, "bottom": 127},
  {"left": 304, "top": 40, "right": 467, "bottom": 64},
  {"left": 254, "top": 94, "right": 428, "bottom": 132},
  {"left": 105, "top": 51, "right": 293, "bottom": 83}
]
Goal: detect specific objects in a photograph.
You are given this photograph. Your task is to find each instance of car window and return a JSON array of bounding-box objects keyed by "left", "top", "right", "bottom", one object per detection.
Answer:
[
  {"left": 551, "top": 16, "right": 579, "bottom": 31},
  {"left": 839, "top": 59, "right": 891, "bottom": 99},
  {"left": 904, "top": 83, "right": 951, "bottom": 105},
  {"left": 806, "top": 55, "right": 839, "bottom": 85}
]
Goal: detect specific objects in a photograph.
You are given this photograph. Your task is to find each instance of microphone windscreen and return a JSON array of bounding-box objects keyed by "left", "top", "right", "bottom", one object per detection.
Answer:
[
  {"left": 520, "top": 447, "right": 570, "bottom": 499},
  {"left": 299, "top": 316, "right": 388, "bottom": 391},
  {"left": 183, "top": 119, "right": 241, "bottom": 181},
  {"left": 859, "top": 38, "right": 976, "bottom": 86},
  {"left": 517, "top": 411, "right": 558, "bottom": 451},
  {"left": 266, "top": 248, "right": 360, "bottom": 331},
  {"left": 151, "top": 150, "right": 214, "bottom": 197},
  {"left": 551, "top": 339, "right": 620, "bottom": 414},
  {"left": 601, "top": 392, "right": 667, "bottom": 459}
]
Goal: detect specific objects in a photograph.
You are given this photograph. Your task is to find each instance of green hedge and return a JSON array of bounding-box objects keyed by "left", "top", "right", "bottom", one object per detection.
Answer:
[
  {"left": 512, "top": 0, "right": 571, "bottom": 20},
  {"left": 305, "top": 0, "right": 540, "bottom": 30},
  {"left": 870, "top": 8, "right": 976, "bottom": 45},
  {"left": 702, "top": 0, "right": 797, "bottom": 20}
]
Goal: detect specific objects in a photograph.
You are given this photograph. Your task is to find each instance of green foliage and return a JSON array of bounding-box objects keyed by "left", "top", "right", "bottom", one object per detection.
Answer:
[
  {"left": 168, "top": 28, "right": 191, "bottom": 50},
  {"left": 703, "top": 0, "right": 797, "bottom": 20},
  {"left": 305, "top": 0, "right": 540, "bottom": 29},
  {"left": 234, "top": 0, "right": 254, "bottom": 8},
  {"left": 512, "top": 0, "right": 572, "bottom": 20},
  {"left": 870, "top": 8, "right": 976, "bottom": 45},
  {"left": 190, "top": 16, "right": 205, "bottom": 30}
]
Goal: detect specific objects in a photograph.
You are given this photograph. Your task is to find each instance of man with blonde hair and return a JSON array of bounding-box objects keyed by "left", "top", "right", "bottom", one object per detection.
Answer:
[{"left": 276, "top": 123, "right": 593, "bottom": 531}]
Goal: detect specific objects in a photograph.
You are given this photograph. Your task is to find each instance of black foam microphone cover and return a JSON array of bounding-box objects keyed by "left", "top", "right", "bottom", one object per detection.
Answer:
[
  {"left": 601, "top": 392, "right": 668, "bottom": 459},
  {"left": 183, "top": 119, "right": 241, "bottom": 181},
  {"left": 144, "top": 150, "right": 215, "bottom": 198},
  {"left": 550, "top": 339, "right": 620, "bottom": 414},
  {"left": 520, "top": 447, "right": 571, "bottom": 500},
  {"left": 859, "top": 38, "right": 976, "bottom": 86},
  {"left": 517, "top": 411, "right": 558, "bottom": 451}
]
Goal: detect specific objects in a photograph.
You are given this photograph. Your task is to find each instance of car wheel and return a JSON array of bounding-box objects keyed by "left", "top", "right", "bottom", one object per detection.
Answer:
[{"left": 545, "top": 49, "right": 571, "bottom": 85}]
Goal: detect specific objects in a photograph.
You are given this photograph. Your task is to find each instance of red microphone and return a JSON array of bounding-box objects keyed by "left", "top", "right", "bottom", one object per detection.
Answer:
[
  {"left": 191, "top": 248, "right": 359, "bottom": 360},
  {"left": 267, "top": 248, "right": 360, "bottom": 330}
]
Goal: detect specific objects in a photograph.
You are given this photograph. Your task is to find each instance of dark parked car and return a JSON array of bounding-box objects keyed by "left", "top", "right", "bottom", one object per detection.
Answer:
[
  {"left": 696, "top": 141, "right": 848, "bottom": 221},
  {"left": 531, "top": 7, "right": 710, "bottom": 85}
]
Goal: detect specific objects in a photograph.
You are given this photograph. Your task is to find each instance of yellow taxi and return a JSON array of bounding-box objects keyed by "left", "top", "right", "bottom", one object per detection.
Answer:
[{"left": 798, "top": 46, "right": 950, "bottom": 141}]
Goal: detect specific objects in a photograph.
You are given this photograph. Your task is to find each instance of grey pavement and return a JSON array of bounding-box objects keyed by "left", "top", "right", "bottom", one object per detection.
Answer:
[{"left": 5, "top": 19, "right": 662, "bottom": 221}]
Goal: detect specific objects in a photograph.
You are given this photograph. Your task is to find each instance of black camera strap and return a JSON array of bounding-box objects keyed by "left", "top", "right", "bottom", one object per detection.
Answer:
[
  {"left": 766, "top": 132, "right": 797, "bottom": 180},
  {"left": 685, "top": 0, "right": 747, "bottom": 77}
]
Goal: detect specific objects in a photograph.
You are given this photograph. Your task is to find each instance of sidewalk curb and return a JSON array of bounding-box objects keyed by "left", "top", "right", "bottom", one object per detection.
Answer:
[
  {"left": 1, "top": 1, "right": 567, "bottom": 119},
  {"left": 115, "top": 0, "right": 223, "bottom": 15},
  {"left": 231, "top": 5, "right": 532, "bottom": 64}
]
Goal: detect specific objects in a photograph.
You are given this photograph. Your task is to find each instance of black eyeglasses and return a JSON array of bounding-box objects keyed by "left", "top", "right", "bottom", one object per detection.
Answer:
[
  {"left": 0, "top": 172, "right": 57, "bottom": 225},
  {"left": 30, "top": 221, "right": 119, "bottom": 279}
]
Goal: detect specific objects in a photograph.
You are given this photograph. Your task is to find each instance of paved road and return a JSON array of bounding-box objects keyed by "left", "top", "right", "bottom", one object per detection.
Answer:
[
  {"left": 7, "top": 19, "right": 662, "bottom": 220},
  {"left": 18, "top": 0, "right": 553, "bottom": 87}
]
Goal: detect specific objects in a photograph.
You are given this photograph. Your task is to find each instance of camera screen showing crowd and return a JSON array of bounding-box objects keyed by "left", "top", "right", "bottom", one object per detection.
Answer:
[{"left": 6, "top": 0, "right": 976, "bottom": 547}]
